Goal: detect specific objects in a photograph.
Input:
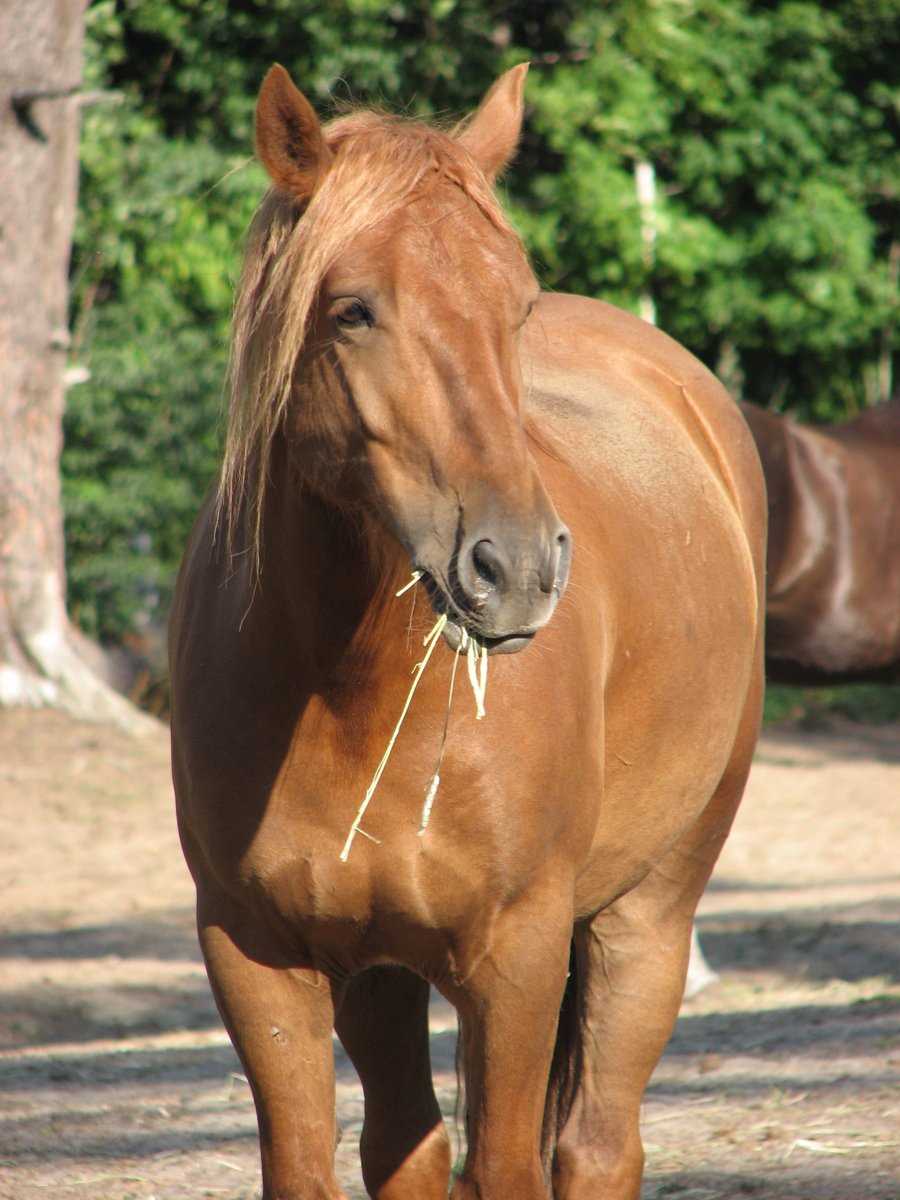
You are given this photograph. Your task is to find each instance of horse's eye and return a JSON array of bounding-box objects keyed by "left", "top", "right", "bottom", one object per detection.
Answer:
[
  {"left": 518, "top": 298, "right": 537, "bottom": 329},
  {"left": 333, "top": 299, "right": 373, "bottom": 330}
]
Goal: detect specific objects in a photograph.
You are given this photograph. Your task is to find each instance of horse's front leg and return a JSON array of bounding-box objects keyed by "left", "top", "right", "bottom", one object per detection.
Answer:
[
  {"left": 447, "top": 883, "right": 573, "bottom": 1200},
  {"left": 197, "top": 887, "right": 346, "bottom": 1200},
  {"left": 335, "top": 966, "right": 451, "bottom": 1199}
]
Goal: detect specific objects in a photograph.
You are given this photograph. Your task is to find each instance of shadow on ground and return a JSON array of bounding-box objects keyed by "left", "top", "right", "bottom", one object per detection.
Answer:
[
  {"left": 0, "top": 909, "right": 200, "bottom": 964},
  {"left": 644, "top": 1167, "right": 899, "bottom": 1199},
  {"left": 696, "top": 905, "right": 900, "bottom": 985}
]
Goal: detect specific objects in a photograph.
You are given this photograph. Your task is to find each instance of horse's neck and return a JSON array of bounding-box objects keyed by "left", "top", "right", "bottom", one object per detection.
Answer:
[{"left": 254, "top": 455, "right": 404, "bottom": 681}]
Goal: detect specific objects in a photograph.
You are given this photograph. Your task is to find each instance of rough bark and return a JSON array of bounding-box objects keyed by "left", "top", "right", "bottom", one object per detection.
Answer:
[{"left": 0, "top": 0, "right": 154, "bottom": 732}]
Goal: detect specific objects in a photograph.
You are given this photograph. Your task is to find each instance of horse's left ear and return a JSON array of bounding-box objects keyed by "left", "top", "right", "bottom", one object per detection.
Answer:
[{"left": 457, "top": 63, "right": 529, "bottom": 182}]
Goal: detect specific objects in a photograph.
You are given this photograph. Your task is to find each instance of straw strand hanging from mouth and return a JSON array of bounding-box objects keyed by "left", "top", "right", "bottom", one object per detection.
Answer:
[
  {"left": 395, "top": 570, "right": 422, "bottom": 597},
  {"left": 338, "top": 571, "right": 490, "bottom": 861},
  {"left": 466, "top": 634, "right": 488, "bottom": 719},
  {"left": 418, "top": 635, "right": 464, "bottom": 835},
  {"left": 339, "top": 611, "right": 447, "bottom": 862}
]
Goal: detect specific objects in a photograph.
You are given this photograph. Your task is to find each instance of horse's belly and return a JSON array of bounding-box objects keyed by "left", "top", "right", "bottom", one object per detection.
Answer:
[
  {"left": 572, "top": 738, "right": 738, "bottom": 919},
  {"left": 770, "top": 592, "right": 900, "bottom": 675}
]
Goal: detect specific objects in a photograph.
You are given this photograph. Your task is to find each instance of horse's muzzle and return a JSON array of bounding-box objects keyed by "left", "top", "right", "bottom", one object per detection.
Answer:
[{"left": 419, "top": 519, "right": 571, "bottom": 654}]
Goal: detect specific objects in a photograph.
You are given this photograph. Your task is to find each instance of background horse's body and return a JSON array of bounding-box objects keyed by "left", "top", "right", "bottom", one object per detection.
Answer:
[
  {"left": 691, "top": 400, "right": 900, "bottom": 1003},
  {"left": 687, "top": 399, "right": 900, "bottom": 1001},
  {"left": 741, "top": 399, "right": 900, "bottom": 683},
  {"left": 170, "top": 66, "right": 765, "bottom": 1200}
]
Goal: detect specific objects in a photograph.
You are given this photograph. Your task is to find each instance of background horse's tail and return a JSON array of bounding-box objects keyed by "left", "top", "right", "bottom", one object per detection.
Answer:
[{"left": 542, "top": 936, "right": 582, "bottom": 1179}]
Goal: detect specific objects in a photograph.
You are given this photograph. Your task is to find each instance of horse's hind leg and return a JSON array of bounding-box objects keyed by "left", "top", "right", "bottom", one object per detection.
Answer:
[
  {"left": 196, "top": 888, "right": 346, "bottom": 1200},
  {"left": 553, "top": 682, "right": 762, "bottom": 1200},
  {"left": 334, "top": 966, "right": 451, "bottom": 1199}
]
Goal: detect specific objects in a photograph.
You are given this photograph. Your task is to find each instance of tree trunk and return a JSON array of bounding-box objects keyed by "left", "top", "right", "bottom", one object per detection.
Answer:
[{"left": 0, "top": 0, "right": 153, "bottom": 732}]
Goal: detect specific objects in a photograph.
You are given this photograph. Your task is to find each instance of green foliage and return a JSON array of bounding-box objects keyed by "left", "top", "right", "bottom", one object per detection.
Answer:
[
  {"left": 764, "top": 684, "right": 900, "bottom": 727},
  {"left": 514, "top": 0, "right": 897, "bottom": 418},
  {"left": 66, "top": 0, "right": 898, "bottom": 643},
  {"left": 64, "top": 294, "right": 224, "bottom": 639}
]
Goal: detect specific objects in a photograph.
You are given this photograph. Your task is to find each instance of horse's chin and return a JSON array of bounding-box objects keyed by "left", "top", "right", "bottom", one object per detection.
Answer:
[{"left": 442, "top": 618, "right": 535, "bottom": 656}]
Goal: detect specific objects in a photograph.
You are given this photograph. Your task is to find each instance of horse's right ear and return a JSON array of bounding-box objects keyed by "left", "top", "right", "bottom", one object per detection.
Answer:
[{"left": 255, "top": 64, "right": 332, "bottom": 200}]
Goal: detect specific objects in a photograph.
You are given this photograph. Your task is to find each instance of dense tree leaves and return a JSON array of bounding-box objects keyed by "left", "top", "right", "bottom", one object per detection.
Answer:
[
  {"left": 515, "top": 1, "right": 897, "bottom": 415},
  {"left": 66, "top": 0, "right": 898, "bottom": 641}
]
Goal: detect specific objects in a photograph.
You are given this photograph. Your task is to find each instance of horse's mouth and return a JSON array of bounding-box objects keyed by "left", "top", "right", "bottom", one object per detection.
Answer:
[
  {"left": 443, "top": 619, "right": 535, "bottom": 656},
  {"left": 416, "top": 570, "right": 536, "bottom": 656}
]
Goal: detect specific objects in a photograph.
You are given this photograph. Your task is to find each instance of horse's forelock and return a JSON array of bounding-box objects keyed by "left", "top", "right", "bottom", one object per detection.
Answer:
[{"left": 218, "top": 109, "right": 520, "bottom": 570}]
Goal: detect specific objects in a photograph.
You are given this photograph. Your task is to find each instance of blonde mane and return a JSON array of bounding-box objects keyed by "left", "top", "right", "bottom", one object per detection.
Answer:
[{"left": 217, "top": 108, "right": 521, "bottom": 569}]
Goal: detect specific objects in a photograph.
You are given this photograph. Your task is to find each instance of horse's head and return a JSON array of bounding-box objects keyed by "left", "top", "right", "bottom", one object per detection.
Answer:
[{"left": 235, "top": 65, "right": 570, "bottom": 653}]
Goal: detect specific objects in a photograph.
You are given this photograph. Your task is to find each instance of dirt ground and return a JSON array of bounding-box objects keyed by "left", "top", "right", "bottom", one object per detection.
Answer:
[{"left": 1, "top": 708, "right": 898, "bottom": 1200}]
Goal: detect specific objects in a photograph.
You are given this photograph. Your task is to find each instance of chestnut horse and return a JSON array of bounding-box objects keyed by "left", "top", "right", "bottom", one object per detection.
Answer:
[
  {"left": 741, "top": 399, "right": 900, "bottom": 683},
  {"left": 686, "top": 398, "right": 900, "bottom": 999},
  {"left": 170, "top": 64, "right": 765, "bottom": 1200}
]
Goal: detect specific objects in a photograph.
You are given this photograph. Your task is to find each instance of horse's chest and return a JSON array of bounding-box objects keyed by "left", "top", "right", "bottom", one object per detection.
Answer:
[{"left": 240, "top": 818, "right": 523, "bottom": 979}]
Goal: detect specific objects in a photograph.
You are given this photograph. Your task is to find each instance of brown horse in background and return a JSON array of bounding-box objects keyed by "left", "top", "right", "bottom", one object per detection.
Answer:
[
  {"left": 741, "top": 400, "right": 900, "bottom": 684},
  {"left": 170, "top": 64, "right": 765, "bottom": 1200},
  {"left": 687, "top": 399, "right": 900, "bottom": 1000},
  {"left": 686, "top": 398, "right": 897, "bottom": 998}
]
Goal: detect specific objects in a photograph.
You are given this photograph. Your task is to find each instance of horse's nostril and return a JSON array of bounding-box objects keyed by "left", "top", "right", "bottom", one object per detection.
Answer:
[
  {"left": 549, "top": 524, "right": 572, "bottom": 593},
  {"left": 472, "top": 538, "right": 503, "bottom": 591}
]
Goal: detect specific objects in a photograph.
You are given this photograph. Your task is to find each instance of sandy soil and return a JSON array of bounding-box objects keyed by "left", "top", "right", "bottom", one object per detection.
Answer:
[{"left": 1, "top": 708, "right": 898, "bottom": 1199}]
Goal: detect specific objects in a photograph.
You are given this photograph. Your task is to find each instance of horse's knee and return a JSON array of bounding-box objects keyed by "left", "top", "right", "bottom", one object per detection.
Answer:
[
  {"left": 553, "top": 1130, "right": 644, "bottom": 1200},
  {"left": 451, "top": 1156, "right": 546, "bottom": 1200},
  {"left": 360, "top": 1117, "right": 451, "bottom": 1200}
]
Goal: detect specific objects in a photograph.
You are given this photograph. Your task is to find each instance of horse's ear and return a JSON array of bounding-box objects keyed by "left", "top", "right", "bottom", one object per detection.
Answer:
[
  {"left": 255, "top": 64, "right": 332, "bottom": 199},
  {"left": 457, "top": 63, "right": 529, "bottom": 182}
]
